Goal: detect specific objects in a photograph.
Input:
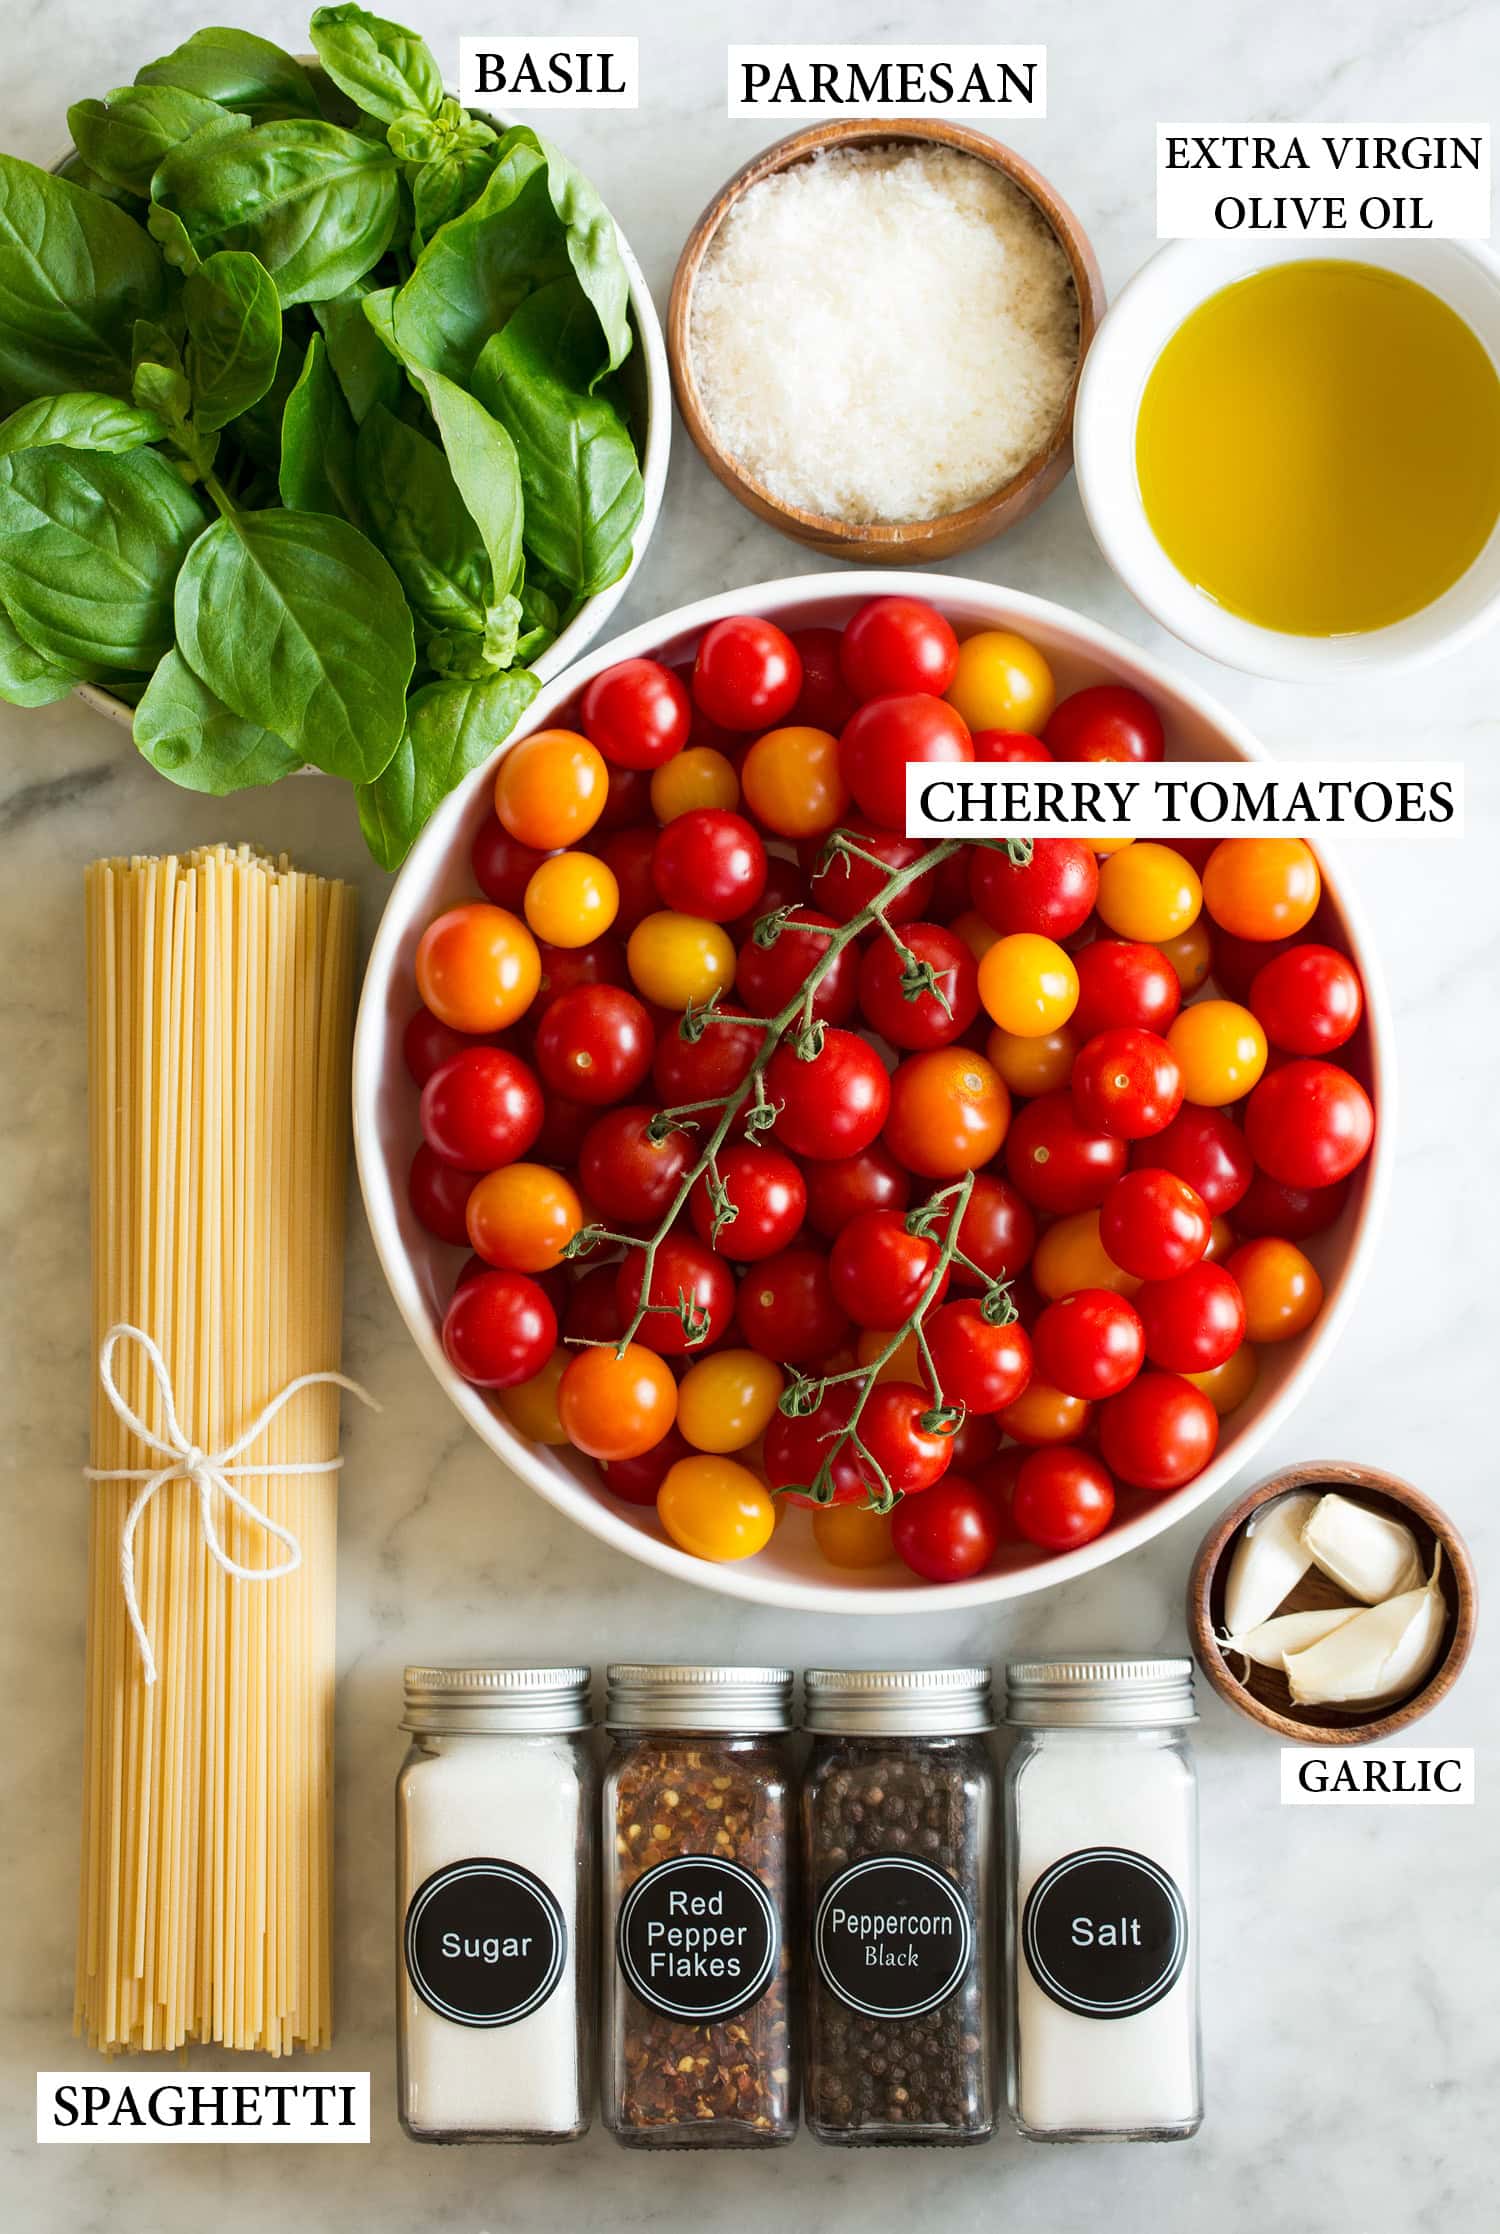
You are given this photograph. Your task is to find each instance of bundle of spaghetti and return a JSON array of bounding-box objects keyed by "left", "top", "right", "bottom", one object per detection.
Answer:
[{"left": 79, "top": 844, "right": 357, "bottom": 2054}]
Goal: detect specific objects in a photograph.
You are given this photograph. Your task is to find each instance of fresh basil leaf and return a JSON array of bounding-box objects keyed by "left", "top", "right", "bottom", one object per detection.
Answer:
[
  {"left": 56, "top": 149, "right": 144, "bottom": 214},
  {"left": 146, "top": 200, "right": 201, "bottom": 275},
  {"left": 309, "top": 5, "right": 444, "bottom": 126},
  {"left": 409, "top": 127, "right": 497, "bottom": 251},
  {"left": 182, "top": 249, "right": 281, "bottom": 429},
  {"left": 136, "top": 29, "right": 321, "bottom": 119},
  {"left": 356, "top": 401, "right": 486, "bottom": 635},
  {"left": 0, "top": 156, "right": 167, "bottom": 405},
  {"left": 399, "top": 357, "right": 524, "bottom": 600},
  {"left": 313, "top": 286, "right": 401, "bottom": 422},
  {"left": 0, "top": 598, "right": 87, "bottom": 706},
  {"left": 0, "top": 392, "right": 168, "bottom": 459},
  {"left": 0, "top": 443, "right": 206, "bottom": 672},
  {"left": 154, "top": 119, "right": 400, "bottom": 306},
  {"left": 472, "top": 279, "right": 642, "bottom": 594},
  {"left": 135, "top": 647, "right": 301, "bottom": 791},
  {"left": 130, "top": 330, "right": 217, "bottom": 478},
  {"left": 521, "top": 127, "right": 633, "bottom": 379},
  {"left": 174, "top": 508, "right": 413, "bottom": 780},
  {"left": 68, "top": 84, "right": 239, "bottom": 198},
  {"left": 227, "top": 305, "right": 314, "bottom": 468},
  {"left": 389, "top": 133, "right": 566, "bottom": 383},
  {"left": 278, "top": 333, "right": 362, "bottom": 525},
  {"left": 356, "top": 667, "right": 539, "bottom": 869}
]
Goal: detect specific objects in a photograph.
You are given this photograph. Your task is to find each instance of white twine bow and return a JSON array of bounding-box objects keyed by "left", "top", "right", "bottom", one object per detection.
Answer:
[{"left": 84, "top": 1323, "right": 379, "bottom": 1686}]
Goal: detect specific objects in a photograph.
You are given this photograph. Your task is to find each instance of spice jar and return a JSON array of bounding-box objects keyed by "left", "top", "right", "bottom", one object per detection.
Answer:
[
  {"left": 395, "top": 1667, "right": 596, "bottom": 2144},
  {"left": 1004, "top": 1658, "right": 1202, "bottom": 2142},
  {"left": 803, "top": 1667, "right": 997, "bottom": 2147},
  {"left": 602, "top": 1664, "right": 797, "bottom": 2148}
]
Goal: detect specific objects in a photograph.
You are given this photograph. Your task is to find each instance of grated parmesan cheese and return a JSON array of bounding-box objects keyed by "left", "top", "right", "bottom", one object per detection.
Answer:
[{"left": 689, "top": 145, "right": 1080, "bottom": 525}]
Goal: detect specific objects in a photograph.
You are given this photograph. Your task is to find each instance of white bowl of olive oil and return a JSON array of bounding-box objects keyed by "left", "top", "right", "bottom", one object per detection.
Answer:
[{"left": 1074, "top": 237, "right": 1500, "bottom": 679}]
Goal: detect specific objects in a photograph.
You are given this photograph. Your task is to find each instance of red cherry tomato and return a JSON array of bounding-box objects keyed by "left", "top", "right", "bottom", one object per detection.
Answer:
[
  {"left": 693, "top": 616, "right": 802, "bottom": 731},
  {"left": 765, "top": 1386, "right": 869, "bottom": 1507},
  {"left": 972, "top": 729, "right": 1053, "bottom": 764},
  {"left": 948, "top": 1410, "right": 1000, "bottom": 1473},
  {"left": 764, "top": 1028, "right": 891, "bottom": 1160},
  {"left": 471, "top": 813, "right": 545, "bottom": 909},
  {"left": 922, "top": 1301, "right": 1033, "bottom": 1415},
  {"left": 537, "top": 1090, "right": 594, "bottom": 1166},
  {"left": 669, "top": 662, "right": 740, "bottom": 755},
  {"left": 563, "top": 1263, "right": 624, "bottom": 1345},
  {"left": 1244, "top": 1060, "right": 1375, "bottom": 1188},
  {"left": 652, "top": 809, "right": 767, "bottom": 923},
  {"left": 442, "top": 1270, "right": 556, "bottom": 1388},
  {"left": 788, "top": 625, "right": 859, "bottom": 733},
  {"left": 860, "top": 1382, "right": 954, "bottom": 1495},
  {"left": 801, "top": 818, "right": 938, "bottom": 927},
  {"left": 1099, "top": 1371, "right": 1218, "bottom": 1491},
  {"left": 1132, "top": 1105, "right": 1253, "bottom": 1216},
  {"left": 736, "top": 908, "right": 858, "bottom": 1024},
  {"left": 532, "top": 936, "right": 628, "bottom": 1011},
  {"left": 1011, "top": 1449, "right": 1116, "bottom": 1550},
  {"left": 690, "top": 1142, "right": 807, "bottom": 1260},
  {"left": 533, "top": 983, "right": 654, "bottom": 1105},
  {"left": 892, "top": 1474, "right": 1001, "bottom": 1582},
  {"left": 580, "top": 657, "right": 691, "bottom": 769},
  {"left": 615, "top": 1235, "right": 736, "bottom": 1356},
  {"left": 1044, "top": 684, "right": 1165, "bottom": 764},
  {"left": 420, "top": 1045, "right": 543, "bottom": 1171},
  {"left": 1033, "top": 1288, "right": 1145, "bottom": 1399},
  {"left": 601, "top": 1427, "right": 692, "bottom": 1505},
  {"left": 1070, "top": 939, "right": 1182, "bottom": 1040},
  {"left": 652, "top": 1014, "right": 764, "bottom": 1106},
  {"left": 857, "top": 921, "right": 979, "bottom": 1049},
  {"left": 802, "top": 1144, "right": 913, "bottom": 1239},
  {"left": 952, "top": 1174, "right": 1037, "bottom": 1289},
  {"left": 1100, "top": 1169, "right": 1211, "bottom": 1280},
  {"left": 593, "top": 825, "right": 661, "bottom": 935},
  {"left": 1005, "top": 1091, "right": 1128, "bottom": 1215},
  {"left": 595, "top": 759, "right": 655, "bottom": 834},
  {"left": 408, "top": 1143, "right": 475, "bottom": 1245},
  {"left": 840, "top": 597, "right": 960, "bottom": 701},
  {"left": 1135, "top": 1262, "right": 1246, "bottom": 1372},
  {"left": 729, "top": 853, "right": 806, "bottom": 943},
  {"left": 738, "top": 1247, "right": 850, "bottom": 1364},
  {"left": 838, "top": 693, "right": 974, "bottom": 832},
  {"left": 1231, "top": 1169, "right": 1350, "bottom": 1240},
  {"left": 1209, "top": 927, "right": 1299, "bottom": 1003},
  {"left": 1071, "top": 1027, "right": 1184, "bottom": 1141},
  {"left": 579, "top": 1105, "right": 694, "bottom": 1223},
  {"left": 403, "top": 1007, "right": 490, "bottom": 1087},
  {"left": 969, "top": 839, "right": 1098, "bottom": 940},
  {"left": 1249, "top": 945, "right": 1364, "bottom": 1055},
  {"left": 830, "top": 1209, "right": 948, "bottom": 1329}
]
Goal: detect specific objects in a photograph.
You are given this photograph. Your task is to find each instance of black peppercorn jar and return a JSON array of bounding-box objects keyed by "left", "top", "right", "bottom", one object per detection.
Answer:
[{"left": 802, "top": 1667, "right": 996, "bottom": 2147}]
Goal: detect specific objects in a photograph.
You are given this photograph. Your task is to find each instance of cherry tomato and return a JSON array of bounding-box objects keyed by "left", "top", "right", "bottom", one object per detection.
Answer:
[
  {"left": 578, "top": 1105, "right": 693, "bottom": 1224},
  {"left": 615, "top": 1234, "right": 736, "bottom": 1356},
  {"left": 1209, "top": 926, "right": 1298, "bottom": 1003},
  {"left": 676, "top": 1349, "right": 785, "bottom": 1452},
  {"left": 945, "top": 630, "right": 1055, "bottom": 733},
  {"left": 740, "top": 726, "right": 849, "bottom": 839},
  {"left": 951, "top": 1174, "right": 1036, "bottom": 1288},
  {"left": 788, "top": 626, "right": 859, "bottom": 732},
  {"left": 1071, "top": 938, "right": 1182, "bottom": 1040},
  {"left": 652, "top": 1013, "right": 763, "bottom": 1106},
  {"left": 884, "top": 1048, "right": 1010, "bottom": 1178},
  {"left": 1250, "top": 944, "right": 1363, "bottom": 1055},
  {"left": 1012, "top": 1449, "right": 1116, "bottom": 1550},
  {"left": 592, "top": 826, "right": 660, "bottom": 935},
  {"left": 442, "top": 1269, "right": 557, "bottom": 1389},
  {"left": 493, "top": 728, "right": 608, "bottom": 847},
  {"left": 969, "top": 837, "right": 1097, "bottom": 941},
  {"left": 1005, "top": 1091, "right": 1128, "bottom": 1215},
  {"left": 803, "top": 1144, "right": 913, "bottom": 1240},
  {"left": 420, "top": 1045, "right": 543, "bottom": 1171},
  {"left": 694, "top": 616, "right": 802, "bottom": 731},
  {"left": 1100, "top": 1169, "right": 1211, "bottom": 1281},
  {"left": 1044, "top": 683, "right": 1164, "bottom": 764},
  {"left": 973, "top": 729, "right": 1052, "bottom": 763},
  {"left": 580, "top": 658, "right": 692, "bottom": 769},
  {"left": 1098, "top": 1371, "right": 1217, "bottom": 1491},
  {"left": 999, "top": 1380, "right": 1092, "bottom": 1447},
  {"left": 765, "top": 1028, "right": 891, "bottom": 1160},
  {"left": 627, "top": 911, "right": 735, "bottom": 1010},
  {"left": 1244, "top": 1059, "right": 1375, "bottom": 1188},
  {"left": 658, "top": 1456, "right": 776, "bottom": 1561},
  {"left": 649, "top": 747, "right": 739, "bottom": 824},
  {"left": 558, "top": 1342, "right": 678, "bottom": 1460},
  {"left": 1226, "top": 1237, "right": 1324, "bottom": 1343},
  {"left": 892, "top": 1474, "right": 1000, "bottom": 1582},
  {"left": 1132, "top": 1104, "right": 1253, "bottom": 1215},
  {"left": 652, "top": 809, "right": 766, "bottom": 923},
  {"left": 600, "top": 1426, "right": 690, "bottom": 1504},
  {"left": 738, "top": 1247, "right": 850, "bottom": 1364},
  {"left": 839, "top": 693, "right": 974, "bottom": 832},
  {"left": 1033, "top": 1288, "right": 1145, "bottom": 1399},
  {"left": 815, "top": 1501, "right": 896, "bottom": 1568},
  {"left": 403, "top": 1006, "right": 490, "bottom": 1088},
  {"left": 533, "top": 934, "right": 627, "bottom": 1009},
  {"left": 670, "top": 661, "right": 738, "bottom": 755},
  {"left": 736, "top": 908, "right": 857, "bottom": 1024},
  {"left": 497, "top": 1349, "right": 570, "bottom": 1445},
  {"left": 1185, "top": 1344, "right": 1259, "bottom": 1417},
  {"left": 978, "top": 933, "right": 1079, "bottom": 1038},
  {"left": 596, "top": 758, "right": 654, "bottom": 834},
  {"left": 1231, "top": 1170, "right": 1349, "bottom": 1240},
  {"left": 416, "top": 903, "right": 541, "bottom": 1034},
  {"left": 1071, "top": 1027, "right": 1184, "bottom": 1140},
  {"left": 471, "top": 813, "right": 545, "bottom": 909},
  {"left": 1202, "top": 838, "right": 1321, "bottom": 940},
  {"left": 923, "top": 1301, "right": 1033, "bottom": 1415},
  {"left": 534, "top": 983, "right": 654, "bottom": 1105},
  {"left": 1167, "top": 999, "right": 1268, "bottom": 1106},
  {"left": 830, "top": 1209, "right": 947, "bottom": 1328},
  {"left": 986, "top": 1024, "right": 1077, "bottom": 1098},
  {"left": 859, "top": 1382, "right": 954, "bottom": 1495},
  {"left": 802, "top": 820, "right": 937, "bottom": 926},
  {"left": 1032, "top": 1209, "right": 1142, "bottom": 1301},
  {"left": 1157, "top": 919, "right": 1213, "bottom": 997},
  {"left": 765, "top": 1387, "right": 870, "bottom": 1507},
  {"left": 1096, "top": 842, "right": 1202, "bottom": 943},
  {"left": 563, "top": 1262, "right": 625, "bottom": 1346},
  {"left": 691, "top": 1142, "right": 807, "bottom": 1260},
  {"left": 948, "top": 1411, "right": 1000, "bottom": 1473},
  {"left": 538, "top": 1090, "right": 594, "bottom": 1165},
  {"left": 1134, "top": 1261, "right": 1245, "bottom": 1372},
  {"left": 466, "top": 1162, "right": 583, "bottom": 1273},
  {"left": 523, "top": 851, "right": 618, "bottom": 948},
  {"left": 841, "top": 596, "right": 960, "bottom": 700},
  {"left": 408, "top": 1143, "right": 475, "bottom": 1245},
  {"left": 857, "top": 921, "right": 979, "bottom": 1049},
  {"left": 729, "top": 852, "right": 806, "bottom": 944}
]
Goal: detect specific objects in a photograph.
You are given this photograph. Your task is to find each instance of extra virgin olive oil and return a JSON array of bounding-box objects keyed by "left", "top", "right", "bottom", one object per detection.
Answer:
[{"left": 1135, "top": 260, "right": 1500, "bottom": 636}]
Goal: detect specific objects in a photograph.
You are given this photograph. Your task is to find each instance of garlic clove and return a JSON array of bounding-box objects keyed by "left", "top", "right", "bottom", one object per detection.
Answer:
[
  {"left": 1223, "top": 1491, "right": 1319, "bottom": 1635},
  {"left": 1219, "top": 1606, "right": 1362, "bottom": 1674},
  {"left": 1284, "top": 1549, "right": 1447, "bottom": 1707},
  {"left": 1301, "top": 1493, "right": 1423, "bottom": 1605}
]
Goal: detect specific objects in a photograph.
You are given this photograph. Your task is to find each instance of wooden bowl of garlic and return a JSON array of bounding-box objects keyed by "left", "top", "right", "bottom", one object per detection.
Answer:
[{"left": 1188, "top": 1461, "right": 1477, "bottom": 1744}]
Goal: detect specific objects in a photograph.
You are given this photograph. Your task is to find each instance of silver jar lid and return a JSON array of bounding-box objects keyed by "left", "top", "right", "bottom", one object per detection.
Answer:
[
  {"left": 402, "top": 1666, "right": 591, "bottom": 1734},
  {"left": 805, "top": 1667, "right": 993, "bottom": 1735},
  {"left": 606, "top": 1664, "right": 793, "bottom": 1732},
  {"left": 1005, "top": 1657, "right": 1197, "bottom": 1728}
]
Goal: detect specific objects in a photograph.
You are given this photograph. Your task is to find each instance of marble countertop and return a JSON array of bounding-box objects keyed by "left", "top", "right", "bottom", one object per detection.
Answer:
[{"left": 3, "top": 1, "right": 1497, "bottom": 2227}]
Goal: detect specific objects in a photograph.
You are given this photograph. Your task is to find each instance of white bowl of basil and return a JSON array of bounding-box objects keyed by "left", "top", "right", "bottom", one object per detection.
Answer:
[{"left": 0, "top": 8, "right": 668, "bottom": 866}]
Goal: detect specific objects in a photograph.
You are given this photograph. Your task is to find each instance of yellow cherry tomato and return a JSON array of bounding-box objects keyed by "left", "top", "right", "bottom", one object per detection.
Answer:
[
  {"left": 651, "top": 745, "right": 740, "bottom": 821},
  {"left": 498, "top": 1350, "right": 569, "bottom": 1445},
  {"left": 1202, "top": 838, "right": 1321, "bottom": 940},
  {"left": 493, "top": 728, "right": 607, "bottom": 848},
  {"left": 1186, "top": 1342, "right": 1259, "bottom": 1416},
  {"left": 627, "top": 910, "right": 736, "bottom": 1009},
  {"left": 1096, "top": 841, "right": 1202, "bottom": 943},
  {"left": 1157, "top": 917, "right": 1213, "bottom": 996},
  {"left": 986, "top": 1023, "right": 1077, "bottom": 1097},
  {"left": 978, "top": 933, "right": 1079, "bottom": 1038},
  {"left": 945, "top": 630, "right": 1055, "bottom": 734},
  {"left": 658, "top": 1456, "right": 777, "bottom": 1562},
  {"left": 466, "top": 1162, "right": 583, "bottom": 1273},
  {"left": 999, "top": 1380, "right": 1091, "bottom": 1447},
  {"left": 523, "top": 851, "right": 619, "bottom": 948},
  {"left": 1090, "top": 837, "right": 1136, "bottom": 857},
  {"left": 677, "top": 1349, "right": 785, "bottom": 1453},
  {"left": 741, "top": 725, "right": 849, "bottom": 839},
  {"left": 1033, "top": 1210, "right": 1143, "bottom": 1301},
  {"left": 856, "top": 1327, "right": 924, "bottom": 1387},
  {"left": 813, "top": 1501, "right": 896, "bottom": 1569},
  {"left": 1226, "top": 1238, "right": 1324, "bottom": 1342},
  {"left": 415, "top": 903, "right": 541, "bottom": 1033},
  {"left": 952, "top": 909, "right": 1000, "bottom": 962},
  {"left": 1167, "top": 998, "right": 1268, "bottom": 1106}
]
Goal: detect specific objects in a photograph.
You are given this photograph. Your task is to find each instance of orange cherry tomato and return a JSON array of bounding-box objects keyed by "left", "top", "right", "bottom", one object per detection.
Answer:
[
  {"left": 952, "top": 909, "right": 1000, "bottom": 962},
  {"left": 523, "top": 851, "right": 619, "bottom": 947},
  {"left": 884, "top": 1048, "right": 1011, "bottom": 1178},
  {"left": 494, "top": 728, "right": 607, "bottom": 848},
  {"left": 978, "top": 934, "right": 1079, "bottom": 1037},
  {"left": 1185, "top": 1342, "right": 1259, "bottom": 1415},
  {"left": 986, "top": 1023, "right": 1077, "bottom": 1097},
  {"left": 627, "top": 911, "right": 736, "bottom": 1009},
  {"left": 813, "top": 1501, "right": 897, "bottom": 1568},
  {"left": 1202, "top": 838, "right": 1321, "bottom": 940},
  {"left": 415, "top": 903, "right": 541, "bottom": 1033},
  {"left": 1167, "top": 999, "right": 1268, "bottom": 1106},
  {"left": 558, "top": 1341, "right": 677, "bottom": 1460},
  {"left": 498, "top": 1349, "right": 569, "bottom": 1444},
  {"left": 855, "top": 1326, "right": 924, "bottom": 1387},
  {"left": 1157, "top": 918, "right": 1213, "bottom": 996},
  {"left": 1202, "top": 1216, "right": 1236, "bottom": 1263},
  {"left": 1033, "top": 1210, "right": 1143, "bottom": 1302},
  {"left": 1226, "top": 1237, "right": 1324, "bottom": 1341},
  {"left": 945, "top": 631, "right": 1055, "bottom": 734},
  {"left": 741, "top": 725, "right": 849, "bottom": 839},
  {"left": 650, "top": 746, "right": 739, "bottom": 821},
  {"left": 658, "top": 1456, "right": 777, "bottom": 1561},
  {"left": 676, "top": 1349, "right": 784, "bottom": 1452},
  {"left": 1096, "top": 842, "right": 1202, "bottom": 943},
  {"left": 999, "top": 1379, "right": 1092, "bottom": 1446},
  {"left": 466, "top": 1163, "right": 583, "bottom": 1272}
]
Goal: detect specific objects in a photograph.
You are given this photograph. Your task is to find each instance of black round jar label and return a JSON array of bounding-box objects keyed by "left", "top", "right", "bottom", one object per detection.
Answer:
[
  {"left": 404, "top": 1857, "right": 567, "bottom": 2028},
  {"left": 616, "top": 1854, "right": 780, "bottom": 2022},
  {"left": 1022, "top": 1847, "right": 1188, "bottom": 2020},
  {"left": 814, "top": 1855, "right": 974, "bottom": 2020}
]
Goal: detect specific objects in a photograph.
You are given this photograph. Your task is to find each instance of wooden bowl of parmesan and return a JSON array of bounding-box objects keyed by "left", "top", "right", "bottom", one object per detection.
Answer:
[{"left": 668, "top": 119, "right": 1104, "bottom": 561}]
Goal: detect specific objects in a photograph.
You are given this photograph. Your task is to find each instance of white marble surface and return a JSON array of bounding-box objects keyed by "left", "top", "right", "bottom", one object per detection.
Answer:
[{"left": 3, "top": 1, "right": 1498, "bottom": 2226}]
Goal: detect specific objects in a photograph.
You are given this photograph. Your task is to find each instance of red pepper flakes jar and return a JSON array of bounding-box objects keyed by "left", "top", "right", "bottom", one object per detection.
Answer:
[{"left": 602, "top": 1663, "right": 798, "bottom": 2149}]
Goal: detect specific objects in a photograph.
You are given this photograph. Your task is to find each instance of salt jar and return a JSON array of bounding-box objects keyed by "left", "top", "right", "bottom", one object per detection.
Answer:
[
  {"left": 1004, "top": 1657, "right": 1202, "bottom": 2142},
  {"left": 395, "top": 1666, "right": 595, "bottom": 2143}
]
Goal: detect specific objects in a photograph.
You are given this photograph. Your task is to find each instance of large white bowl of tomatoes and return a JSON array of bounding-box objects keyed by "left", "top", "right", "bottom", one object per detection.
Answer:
[{"left": 353, "top": 574, "right": 1392, "bottom": 1612}]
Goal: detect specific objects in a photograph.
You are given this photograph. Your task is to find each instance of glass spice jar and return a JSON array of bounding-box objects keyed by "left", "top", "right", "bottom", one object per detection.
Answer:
[
  {"left": 602, "top": 1664, "right": 797, "bottom": 2149},
  {"left": 803, "top": 1667, "right": 997, "bottom": 2146}
]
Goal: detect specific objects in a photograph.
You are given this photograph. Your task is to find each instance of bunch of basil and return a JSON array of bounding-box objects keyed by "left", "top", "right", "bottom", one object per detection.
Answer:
[{"left": 0, "top": 7, "right": 645, "bottom": 864}]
